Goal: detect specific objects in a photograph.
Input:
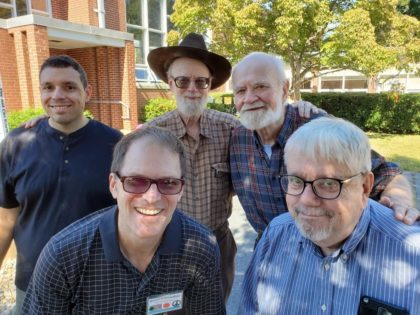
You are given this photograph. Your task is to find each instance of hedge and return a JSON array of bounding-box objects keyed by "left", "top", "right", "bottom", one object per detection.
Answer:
[
  {"left": 301, "top": 92, "right": 420, "bottom": 134},
  {"left": 6, "top": 108, "right": 94, "bottom": 130},
  {"left": 141, "top": 92, "right": 420, "bottom": 134}
]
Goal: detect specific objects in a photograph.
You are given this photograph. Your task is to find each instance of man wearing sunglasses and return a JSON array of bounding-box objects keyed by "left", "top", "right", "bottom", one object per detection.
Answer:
[
  {"left": 145, "top": 33, "right": 241, "bottom": 301},
  {"left": 22, "top": 126, "right": 225, "bottom": 314},
  {"left": 239, "top": 117, "right": 420, "bottom": 315}
]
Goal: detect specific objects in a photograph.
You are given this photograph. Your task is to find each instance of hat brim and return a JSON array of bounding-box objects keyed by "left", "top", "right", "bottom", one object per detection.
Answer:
[{"left": 147, "top": 46, "right": 231, "bottom": 90}]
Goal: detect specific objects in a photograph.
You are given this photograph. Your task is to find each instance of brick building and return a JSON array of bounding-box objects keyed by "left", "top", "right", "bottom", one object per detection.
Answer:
[{"left": 0, "top": 0, "right": 138, "bottom": 131}]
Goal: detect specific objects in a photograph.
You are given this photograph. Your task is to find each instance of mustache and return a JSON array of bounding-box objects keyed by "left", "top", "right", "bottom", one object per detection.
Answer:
[
  {"left": 240, "top": 101, "right": 268, "bottom": 112},
  {"left": 295, "top": 206, "right": 333, "bottom": 218}
]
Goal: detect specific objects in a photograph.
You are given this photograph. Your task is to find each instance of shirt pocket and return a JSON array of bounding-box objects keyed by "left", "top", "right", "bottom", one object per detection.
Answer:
[{"left": 211, "top": 162, "right": 230, "bottom": 179}]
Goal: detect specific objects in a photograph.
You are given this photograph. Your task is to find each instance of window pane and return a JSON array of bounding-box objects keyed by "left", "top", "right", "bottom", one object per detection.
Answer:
[
  {"left": 167, "top": 0, "right": 175, "bottom": 31},
  {"left": 149, "top": 32, "right": 163, "bottom": 51},
  {"left": 126, "top": 0, "right": 142, "bottom": 25},
  {"left": 15, "top": 0, "right": 27, "bottom": 15},
  {"left": 321, "top": 77, "right": 342, "bottom": 89},
  {"left": 345, "top": 79, "right": 367, "bottom": 89},
  {"left": 148, "top": 0, "right": 161, "bottom": 29},
  {"left": 0, "top": 0, "right": 12, "bottom": 4},
  {"left": 0, "top": 7, "right": 12, "bottom": 18},
  {"left": 31, "top": 0, "right": 47, "bottom": 11},
  {"left": 128, "top": 27, "right": 145, "bottom": 64}
]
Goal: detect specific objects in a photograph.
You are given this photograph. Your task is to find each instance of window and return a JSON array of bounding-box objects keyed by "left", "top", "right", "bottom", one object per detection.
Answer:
[
  {"left": 321, "top": 77, "right": 342, "bottom": 89},
  {"left": 0, "top": 0, "right": 50, "bottom": 18},
  {"left": 344, "top": 79, "right": 367, "bottom": 89},
  {"left": 126, "top": 0, "right": 169, "bottom": 81},
  {"left": 166, "top": 0, "right": 175, "bottom": 31}
]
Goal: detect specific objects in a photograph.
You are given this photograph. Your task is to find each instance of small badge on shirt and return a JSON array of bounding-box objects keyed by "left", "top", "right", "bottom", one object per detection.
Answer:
[{"left": 146, "top": 291, "right": 183, "bottom": 315}]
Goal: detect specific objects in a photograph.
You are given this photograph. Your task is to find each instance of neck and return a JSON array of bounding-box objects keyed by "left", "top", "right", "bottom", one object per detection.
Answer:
[
  {"left": 179, "top": 111, "right": 201, "bottom": 139},
  {"left": 48, "top": 116, "right": 89, "bottom": 135},
  {"left": 256, "top": 116, "right": 285, "bottom": 145}
]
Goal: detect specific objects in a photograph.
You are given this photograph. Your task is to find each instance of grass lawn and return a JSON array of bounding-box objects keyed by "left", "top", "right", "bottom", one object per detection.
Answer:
[{"left": 368, "top": 133, "right": 420, "bottom": 172}]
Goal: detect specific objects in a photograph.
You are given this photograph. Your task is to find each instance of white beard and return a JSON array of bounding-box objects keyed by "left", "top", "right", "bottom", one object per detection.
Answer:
[
  {"left": 293, "top": 206, "right": 334, "bottom": 243},
  {"left": 176, "top": 94, "right": 207, "bottom": 118},
  {"left": 239, "top": 100, "right": 284, "bottom": 130}
]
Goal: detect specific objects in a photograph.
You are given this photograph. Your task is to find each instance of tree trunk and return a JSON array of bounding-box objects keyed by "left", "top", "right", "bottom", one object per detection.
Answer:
[{"left": 368, "top": 75, "right": 378, "bottom": 93}]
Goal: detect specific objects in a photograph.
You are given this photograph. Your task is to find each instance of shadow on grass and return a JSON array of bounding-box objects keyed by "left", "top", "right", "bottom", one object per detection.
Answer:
[{"left": 388, "top": 154, "right": 420, "bottom": 173}]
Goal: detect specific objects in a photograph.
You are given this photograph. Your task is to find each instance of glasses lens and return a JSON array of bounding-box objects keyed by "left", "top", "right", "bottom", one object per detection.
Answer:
[
  {"left": 157, "top": 178, "right": 183, "bottom": 195},
  {"left": 123, "top": 177, "right": 151, "bottom": 194},
  {"left": 313, "top": 178, "right": 341, "bottom": 199},
  {"left": 281, "top": 175, "right": 304, "bottom": 195},
  {"left": 195, "top": 78, "right": 209, "bottom": 89},
  {"left": 174, "top": 77, "right": 190, "bottom": 89}
]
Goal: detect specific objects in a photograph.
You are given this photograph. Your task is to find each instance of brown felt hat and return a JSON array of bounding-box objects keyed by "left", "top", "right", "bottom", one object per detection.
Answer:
[{"left": 147, "top": 33, "right": 231, "bottom": 90}]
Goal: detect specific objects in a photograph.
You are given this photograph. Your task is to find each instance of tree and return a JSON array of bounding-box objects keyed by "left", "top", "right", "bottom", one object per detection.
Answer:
[{"left": 169, "top": 0, "right": 419, "bottom": 98}]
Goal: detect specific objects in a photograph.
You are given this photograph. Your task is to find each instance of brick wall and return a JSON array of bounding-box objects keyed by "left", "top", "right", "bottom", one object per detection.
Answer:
[
  {"left": 51, "top": 0, "right": 68, "bottom": 20},
  {"left": 105, "top": 0, "right": 126, "bottom": 31},
  {"left": 67, "top": 0, "right": 97, "bottom": 26}
]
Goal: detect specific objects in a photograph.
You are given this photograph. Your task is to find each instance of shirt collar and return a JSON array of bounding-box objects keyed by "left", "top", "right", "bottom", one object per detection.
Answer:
[
  {"left": 99, "top": 206, "right": 184, "bottom": 263},
  {"left": 171, "top": 109, "right": 214, "bottom": 139}
]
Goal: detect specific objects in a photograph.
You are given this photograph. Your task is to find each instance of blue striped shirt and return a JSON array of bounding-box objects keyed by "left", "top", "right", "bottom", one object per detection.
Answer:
[{"left": 238, "top": 199, "right": 420, "bottom": 315}]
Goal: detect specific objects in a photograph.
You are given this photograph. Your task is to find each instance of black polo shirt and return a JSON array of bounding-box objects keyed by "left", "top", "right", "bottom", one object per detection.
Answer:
[
  {"left": 22, "top": 207, "right": 225, "bottom": 314},
  {"left": 0, "top": 119, "right": 122, "bottom": 290}
]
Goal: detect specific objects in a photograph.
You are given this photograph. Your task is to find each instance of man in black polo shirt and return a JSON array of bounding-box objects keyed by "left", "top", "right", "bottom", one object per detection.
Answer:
[
  {"left": 0, "top": 55, "right": 122, "bottom": 314},
  {"left": 22, "top": 126, "right": 225, "bottom": 314}
]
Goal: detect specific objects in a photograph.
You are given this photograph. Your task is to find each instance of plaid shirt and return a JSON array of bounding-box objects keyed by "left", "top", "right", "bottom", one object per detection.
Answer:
[
  {"left": 230, "top": 105, "right": 402, "bottom": 235},
  {"left": 22, "top": 206, "right": 225, "bottom": 314},
  {"left": 147, "top": 109, "right": 240, "bottom": 231}
]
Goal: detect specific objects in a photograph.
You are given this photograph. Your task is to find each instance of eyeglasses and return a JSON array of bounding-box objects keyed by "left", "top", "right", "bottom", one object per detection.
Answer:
[
  {"left": 115, "top": 173, "right": 184, "bottom": 195},
  {"left": 172, "top": 76, "right": 210, "bottom": 89},
  {"left": 279, "top": 173, "right": 362, "bottom": 200}
]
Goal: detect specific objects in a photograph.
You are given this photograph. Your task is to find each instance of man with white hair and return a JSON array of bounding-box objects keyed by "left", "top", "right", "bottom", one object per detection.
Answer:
[
  {"left": 230, "top": 52, "right": 418, "bottom": 243},
  {"left": 238, "top": 117, "right": 420, "bottom": 314}
]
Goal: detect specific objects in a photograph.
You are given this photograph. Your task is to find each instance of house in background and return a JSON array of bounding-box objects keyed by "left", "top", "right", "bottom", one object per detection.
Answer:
[{"left": 0, "top": 0, "right": 137, "bottom": 131}]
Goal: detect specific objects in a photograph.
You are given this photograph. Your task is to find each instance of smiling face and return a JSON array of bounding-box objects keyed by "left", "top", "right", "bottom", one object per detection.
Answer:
[
  {"left": 285, "top": 152, "right": 372, "bottom": 255},
  {"left": 40, "top": 66, "right": 91, "bottom": 133},
  {"left": 168, "top": 57, "right": 211, "bottom": 118},
  {"left": 110, "top": 136, "right": 183, "bottom": 242},
  {"left": 232, "top": 56, "right": 288, "bottom": 130}
]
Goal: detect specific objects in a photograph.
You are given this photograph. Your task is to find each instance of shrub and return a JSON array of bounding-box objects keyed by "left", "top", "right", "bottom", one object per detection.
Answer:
[
  {"left": 301, "top": 92, "right": 420, "bottom": 134},
  {"left": 140, "top": 94, "right": 237, "bottom": 122},
  {"left": 6, "top": 108, "right": 94, "bottom": 130}
]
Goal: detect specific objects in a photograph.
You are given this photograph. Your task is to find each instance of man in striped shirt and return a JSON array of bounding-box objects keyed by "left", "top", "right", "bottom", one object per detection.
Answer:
[{"left": 239, "top": 117, "right": 420, "bottom": 314}]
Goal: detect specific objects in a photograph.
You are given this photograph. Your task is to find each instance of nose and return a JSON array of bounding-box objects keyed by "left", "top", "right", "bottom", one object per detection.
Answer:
[
  {"left": 243, "top": 89, "right": 258, "bottom": 104},
  {"left": 299, "top": 183, "right": 321, "bottom": 206},
  {"left": 52, "top": 87, "right": 65, "bottom": 99},
  {"left": 186, "top": 80, "right": 199, "bottom": 92},
  {"left": 142, "top": 183, "right": 162, "bottom": 203}
]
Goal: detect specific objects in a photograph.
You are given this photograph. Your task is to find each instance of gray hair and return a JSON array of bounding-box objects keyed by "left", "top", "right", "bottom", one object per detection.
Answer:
[
  {"left": 111, "top": 126, "right": 186, "bottom": 177},
  {"left": 284, "top": 117, "right": 372, "bottom": 174},
  {"left": 232, "top": 52, "right": 287, "bottom": 87}
]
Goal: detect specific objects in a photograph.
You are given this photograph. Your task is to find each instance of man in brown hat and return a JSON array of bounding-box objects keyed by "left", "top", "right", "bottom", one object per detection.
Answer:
[{"left": 146, "top": 33, "right": 240, "bottom": 301}]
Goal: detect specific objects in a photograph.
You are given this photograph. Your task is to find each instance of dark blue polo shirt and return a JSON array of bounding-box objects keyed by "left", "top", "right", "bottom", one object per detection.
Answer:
[
  {"left": 0, "top": 119, "right": 122, "bottom": 290},
  {"left": 22, "top": 207, "right": 225, "bottom": 314}
]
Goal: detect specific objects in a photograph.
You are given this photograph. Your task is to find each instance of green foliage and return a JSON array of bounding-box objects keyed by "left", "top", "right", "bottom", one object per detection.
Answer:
[
  {"left": 171, "top": 0, "right": 420, "bottom": 98},
  {"left": 301, "top": 92, "right": 420, "bottom": 134},
  {"left": 6, "top": 108, "right": 94, "bottom": 130},
  {"left": 141, "top": 98, "right": 176, "bottom": 122},
  {"left": 6, "top": 108, "right": 45, "bottom": 130},
  {"left": 140, "top": 95, "right": 237, "bottom": 122}
]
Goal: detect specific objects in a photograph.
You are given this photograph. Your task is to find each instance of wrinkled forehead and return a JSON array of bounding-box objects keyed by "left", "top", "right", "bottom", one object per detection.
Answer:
[
  {"left": 168, "top": 57, "right": 210, "bottom": 77},
  {"left": 233, "top": 60, "right": 277, "bottom": 87}
]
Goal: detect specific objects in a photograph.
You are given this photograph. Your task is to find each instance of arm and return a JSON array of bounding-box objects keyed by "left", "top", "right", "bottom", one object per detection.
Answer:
[
  {"left": 292, "top": 100, "right": 326, "bottom": 118},
  {"left": 0, "top": 206, "right": 19, "bottom": 268},
  {"left": 379, "top": 174, "right": 417, "bottom": 224},
  {"left": 19, "top": 114, "right": 48, "bottom": 129},
  {"left": 21, "top": 241, "right": 71, "bottom": 314}
]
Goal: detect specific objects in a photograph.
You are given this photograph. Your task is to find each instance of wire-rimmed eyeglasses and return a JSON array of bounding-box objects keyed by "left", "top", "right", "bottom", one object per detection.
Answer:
[
  {"left": 172, "top": 76, "right": 210, "bottom": 89},
  {"left": 279, "top": 173, "right": 363, "bottom": 200},
  {"left": 115, "top": 172, "right": 184, "bottom": 195}
]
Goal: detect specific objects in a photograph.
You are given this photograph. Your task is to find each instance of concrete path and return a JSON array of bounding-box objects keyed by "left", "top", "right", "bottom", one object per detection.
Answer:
[{"left": 227, "top": 171, "right": 420, "bottom": 314}]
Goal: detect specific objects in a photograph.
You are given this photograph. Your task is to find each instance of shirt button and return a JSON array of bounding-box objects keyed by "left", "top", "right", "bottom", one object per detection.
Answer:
[
  {"left": 324, "top": 263, "right": 330, "bottom": 270},
  {"left": 64, "top": 160, "right": 68, "bottom": 164},
  {"left": 59, "top": 136, "right": 64, "bottom": 140},
  {"left": 341, "top": 254, "right": 348, "bottom": 262},
  {"left": 66, "top": 147, "right": 69, "bottom": 151},
  {"left": 321, "top": 304, "right": 327, "bottom": 312}
]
